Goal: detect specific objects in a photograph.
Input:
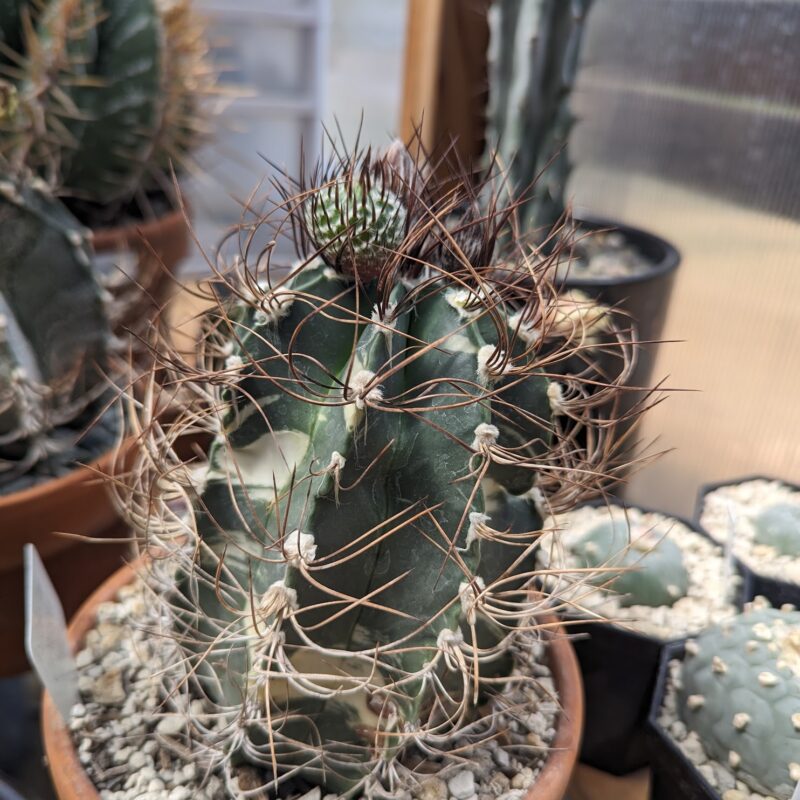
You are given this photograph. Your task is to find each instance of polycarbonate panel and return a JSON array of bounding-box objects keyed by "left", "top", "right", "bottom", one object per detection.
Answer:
[{"left": 568, "top": 0, "right": 800, "bottom": 514}]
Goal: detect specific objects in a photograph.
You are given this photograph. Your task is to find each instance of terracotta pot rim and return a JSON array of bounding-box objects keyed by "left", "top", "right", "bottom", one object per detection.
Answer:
[
  {"left": 0, "top": 448, "right": 118, "bottom": 510},
  {"left": 91, "top": 206, "right": 189, "bottom": 247},
  {"left": 43, "top": 563, "right": 583, "bottom": 800}
]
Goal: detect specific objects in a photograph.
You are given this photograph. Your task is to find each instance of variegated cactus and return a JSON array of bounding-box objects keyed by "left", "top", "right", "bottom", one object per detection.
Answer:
[
  {"left": 0, "top": 0, "right": 214, "bottom": 215},
  {"left": 0, "top": 177, "right": 113, "bottom": 486},
  {"left": 125, "top": 140, "right": 636, "bottom": 795}
]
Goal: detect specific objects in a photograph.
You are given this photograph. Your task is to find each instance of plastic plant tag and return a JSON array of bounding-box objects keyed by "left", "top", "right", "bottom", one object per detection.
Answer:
[{"left": 24, "top": 544, "right": 79, "bottom": 720}]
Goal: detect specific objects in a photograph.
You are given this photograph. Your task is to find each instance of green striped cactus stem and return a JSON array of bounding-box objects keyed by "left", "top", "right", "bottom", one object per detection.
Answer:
[
  {"left": 0, "top": 177, "right": 112, "bottom": 483},
  {"left": 678, "top": 599, "right": 800, "bottom": 800},
  {"left": 0, "top": 0, "right": 214, "bottom": 211},
  {"left": 123, "top": 140, "right": 637, "bottom": 795},
  {"left": 487, "top": 0, "right": 594, "bottom": 236}
]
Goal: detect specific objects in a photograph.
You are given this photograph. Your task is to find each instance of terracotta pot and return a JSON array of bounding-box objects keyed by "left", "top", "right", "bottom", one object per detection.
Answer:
[
  {"left": 92, "top": 208, "right": 190, "bottom": 333},
  {"left": 0, "top": 452, "right": 129, "bottom": 676},
  {"left": 42, "top": 563, "right": 584, "bottom": 800}
]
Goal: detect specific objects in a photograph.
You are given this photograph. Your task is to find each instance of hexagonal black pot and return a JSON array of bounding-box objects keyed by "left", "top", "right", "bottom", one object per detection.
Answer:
[
  {"left": 646, "top": 640, "right": 721, "bottom": 800},
  {"left": 569, "top": 215, "right": 681, "bottom": 394},
  {"left": 694, "top": 475, "right": 800, "bottom": 609},
  {"left": 561, "top": 503, "right": 743, "bottom": 775}
]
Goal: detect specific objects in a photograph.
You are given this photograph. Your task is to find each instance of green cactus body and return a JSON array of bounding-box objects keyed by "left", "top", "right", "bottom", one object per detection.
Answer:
[
  {"left": 571, "top": 517, "right": 689, "bottom": 607},
  {"left": 127, "top": 141, "right": 636, "bottom": 794},
  {"left": 0, "top": 178, "right": 112, "bottom": 479},
  {"left": 678, "top": 605, "right": 800, "bottom": 799},
  {"left": 752, "top": 503, "right": 800, "bottom": 557}
]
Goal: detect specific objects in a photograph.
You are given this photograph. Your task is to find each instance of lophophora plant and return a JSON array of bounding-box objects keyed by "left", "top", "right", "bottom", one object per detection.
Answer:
[
  {"left": 751, "top": 503, "right": 800, "bottom": 558},
  {"left": 677, "top": 600, "right": 800, "bottom": 799},
  {"left": 0, "top": 0, "right": 215, "bottom": 223},
  {"left": 122, "top": 139, "right": 639, "bottom": 796},
  {"left": 0, "top": 176, "right": 114, "bottom": 488},
  {"left": 568, "top": 516, "right": 689, "bottom": 608}
]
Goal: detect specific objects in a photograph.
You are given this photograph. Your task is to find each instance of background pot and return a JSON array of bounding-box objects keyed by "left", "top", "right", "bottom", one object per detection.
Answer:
[
  {"left": 42, "top": 563, "right": 584, "bottom": 800},
  {"left": 568, "top": 215, "right": 681, "bottom": 395},
  {"left": 0, "top": 453, "right": 128, "bottom": 677},
  {"left": 558, "top": 503, "right": 743, "bottom": 776},
  {"left": 93, "top": 208, "right": 190, "bottom": 335},
  {"left": 695, "top": 475, "right": 800, "bottom": 609},
  {"left": 646, "top": 640, "right": 720, "bottom": 800}
]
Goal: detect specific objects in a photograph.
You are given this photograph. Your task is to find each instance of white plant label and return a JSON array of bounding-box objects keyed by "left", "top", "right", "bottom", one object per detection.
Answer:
[{"left": 24, "top": 544, "right": 79, "bottom": 720}]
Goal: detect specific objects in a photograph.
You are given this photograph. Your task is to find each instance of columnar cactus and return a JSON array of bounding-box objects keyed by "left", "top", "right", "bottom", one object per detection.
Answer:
[
  {"left": 752, "top": 503, "right": 800, "bottom": 557},
  {"left": 678, "top": 601, "right": 800, "bottom": 800},
  {"left": 487, "top": 0, "right": 594, "bottom": 235},
  {"left": 0, "top": 0, "right": 214, "bottom": 214},
  {"left": 0, "top": 177, "right": 113, "bottom": 484},
  {"left": 570, "top": 517, "right": 689, "bottom": 607},
  {"left": 127, "top": 140, "right": 637, "bottom": 795}
]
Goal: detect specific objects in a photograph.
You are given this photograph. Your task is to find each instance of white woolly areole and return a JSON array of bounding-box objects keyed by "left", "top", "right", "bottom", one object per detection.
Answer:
[
  {"left": 508, "top": 312, "right": 542, "bottom": 346},
  {"left": 327, "top": 451, "right": 346, "bottom": 472},
  {"left": 445, "top": 288, "right": 481, "bottom": 319},
  {"left": 255, "top": 290, "right": 295, "bottom": 326},
  {"left": 472, "top": 422, "right": 499, "bottom": 451},
  {"left": 284, "top": 531, "right": 317, "bottom": 567},
  {"left": 350, "top": 369, "right": 384, "bottom": 410},
  {"left": 437, "top": 627, "right": 464, "bottom": 653},
  {"left": 477, "top": 345, "right": 512, "bottom": 384},
  {"left": 371, "top": 301, "right": 397, "bottom": 329},
  {"left": 225, "top": 354, "right": 244, "bottom": 371},
  {"left": 466, "top": 512, "right": 490, "bottom": 548},
  {"left": 551, "top": 290, "right": 610, "bottom": 339},
  {"left": 259, "top": 580, "right": 298, "bottom": 618},
  {"left": 459, "top": 577, "right": 486, "bottom": 623},
  {"left": 547, "top": 381, "right": 567, "bottom": 415}
]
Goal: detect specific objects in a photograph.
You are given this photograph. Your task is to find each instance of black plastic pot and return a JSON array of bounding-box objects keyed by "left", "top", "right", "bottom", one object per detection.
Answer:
[
  {"left": 562, "top": 503, "right": 743, "bottom": 776},
  {"left": 569, "top": 215, "right": 681, "bottom": 390},
  {"left": 695, "top": 475, "right": 800, "bottom": 609},
  {"left": 647, "top": 640, "right": 720, "bottom": 800}
]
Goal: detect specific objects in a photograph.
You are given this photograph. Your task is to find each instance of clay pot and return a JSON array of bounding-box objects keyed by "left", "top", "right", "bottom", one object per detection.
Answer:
[
  {"left": 92, "top": 208, "right": 190, "bottom": 334},
  {"left": 42, "top": 563, "right": 584, "bottom": 800},
  {"left": 0, "top": 452, "right": 128, "bottom": 677}
]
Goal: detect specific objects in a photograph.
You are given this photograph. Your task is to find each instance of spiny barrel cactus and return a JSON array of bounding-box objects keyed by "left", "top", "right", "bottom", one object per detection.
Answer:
[
  {"left": 571, "top": 517, "right": 689, "bottom": 607},
  {"left": 752, "top": 503, "right": 800, "bottom": 557},
  {"left": 678, "top": 601, "right": 800, "bottom": 800},
  {"left": 0, "top": 177, "right": 113, "bottom": 486},
  {"left": 0, "top": 0, "right": 214, "bottom": 216},
  {"left": 126, "top": 140, "right": 636, "bottom": 795},
  {"left": 488, "top": 0, "right": 594, "bottom": 235}
]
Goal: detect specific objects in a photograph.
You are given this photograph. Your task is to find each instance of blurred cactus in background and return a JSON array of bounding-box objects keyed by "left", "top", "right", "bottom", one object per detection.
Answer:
[
  {"left": 752, "top": 503, "right": 800, "bottom": 557},
  {"left": 487, "top": 0, "right": 593, "bottom": 236},
  {"left": 0, "top": 0, "right": 215, "bottom": 221},
  {"left": 121, "top": 138, "right": 640, "bottom": 794},
  {"left": 0, "top": 177, "right": 114, "bottom": 487}
]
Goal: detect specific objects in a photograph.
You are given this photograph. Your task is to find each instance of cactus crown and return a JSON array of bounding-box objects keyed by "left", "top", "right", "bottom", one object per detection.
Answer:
[
  {"left": 123, "top": 139, "right": 638, "bottom": 795},
  {"left": 0, "top": 0, "right": 215, "bottom": 215},
  {"left": 0, "top": 177, "right": 115, "bottom": 488},
  {"left": 571, "top": 516, "right": 689, "bottom": 608},
  {"left": 678, "top": 600, "right": 800, "bottom": 800},
  {"left": 752, "top": 503, "right": 800, "bottom": 557}
]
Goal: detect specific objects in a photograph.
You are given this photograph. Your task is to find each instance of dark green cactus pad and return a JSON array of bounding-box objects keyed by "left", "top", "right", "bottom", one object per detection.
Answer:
[
  {"left": 678, "top": 604, "right": 800, "bottom": 799},
  {"left": 752, "top": 503, "right": 800, "bottom": 557},
  {"left": 572, "top": 517, "right": 689, "bottom": 607},
  {"left": 0, "top": 178, "right": 115, "bottom": 487}
]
